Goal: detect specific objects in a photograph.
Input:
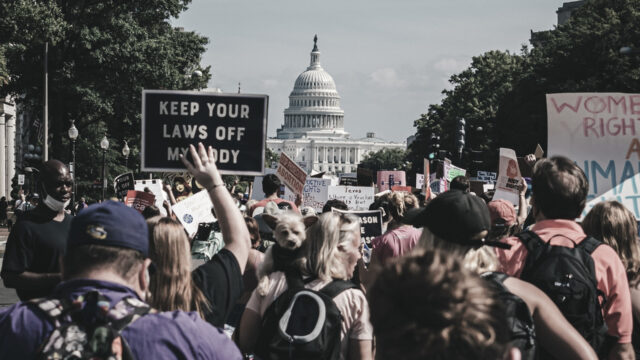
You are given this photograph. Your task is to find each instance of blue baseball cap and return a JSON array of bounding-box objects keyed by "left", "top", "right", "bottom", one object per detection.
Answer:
[{"left": 67, "top": 201, "right": 149, "bottom": 257}]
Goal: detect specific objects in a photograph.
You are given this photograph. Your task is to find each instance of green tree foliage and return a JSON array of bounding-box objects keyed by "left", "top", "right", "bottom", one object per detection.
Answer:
[
  {"left": 0, "top": 0, "right": 210, "bottom": 199},
  {"left": 410, "top": 0, "right": 640, "bottom": 174},
  {"left": 0, "top": 47, "right": 8, "bottom": 86},
  {"left": 408, "top": 50, "right": 524, "bottom": 174},
  {"left": 359, "top": 148, "right": 409, "bottom": 173}
]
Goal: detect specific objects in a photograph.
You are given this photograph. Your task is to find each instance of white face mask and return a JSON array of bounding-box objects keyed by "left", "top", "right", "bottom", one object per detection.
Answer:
[{"left": 43, "top": 195, "right": 70, "bottom": 212}]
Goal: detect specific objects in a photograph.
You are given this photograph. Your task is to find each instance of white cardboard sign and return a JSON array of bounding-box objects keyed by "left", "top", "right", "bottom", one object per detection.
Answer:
[
  {"left": 327, "top": 185, "right": 374, "bottom": 211},
  {"left": 134, "top": 179, "right": 168, "bottom": 216},
  {"left": 493, "top": 148, "right": 521, "bottom": 205},
  {"left": 171, "top": 190, "right": 215, "bottom": 237}
]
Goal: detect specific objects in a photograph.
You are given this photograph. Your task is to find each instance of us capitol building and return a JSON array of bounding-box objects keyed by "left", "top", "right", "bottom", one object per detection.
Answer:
[{"left": 266, "top": 36, "right": 405, "bottom": 174}]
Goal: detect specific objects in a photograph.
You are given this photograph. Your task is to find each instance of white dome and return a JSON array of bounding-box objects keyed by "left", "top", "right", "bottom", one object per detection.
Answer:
[{"left": 276, "top": 36, "right": 348, "bottom": 140}]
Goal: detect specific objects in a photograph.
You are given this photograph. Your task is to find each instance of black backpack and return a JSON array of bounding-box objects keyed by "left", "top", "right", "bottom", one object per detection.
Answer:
[
  {"left": 254, "top": 271, "right": 358, "bottom": 360},
  {"left": 31, "top": 290, "right": 153, "bottom": 360},
  {"left": 482, "top": 272, "right": 537, "bottom": 360},
  {"left": 517, "top": 231, "right": 613, "bottom": 355}
]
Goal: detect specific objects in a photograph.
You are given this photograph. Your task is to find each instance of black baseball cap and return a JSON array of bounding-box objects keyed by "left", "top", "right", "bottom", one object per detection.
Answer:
[{"left": 405, "top": 190, "right": 510, "bottom": 249}]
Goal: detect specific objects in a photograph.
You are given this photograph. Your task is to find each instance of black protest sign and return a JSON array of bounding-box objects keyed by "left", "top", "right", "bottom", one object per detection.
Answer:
[
  {"left": 113, "top": 173, "right": 135, "bottom": 199},
  {"left": 332, "top": 208, "right": 383, "bottom": 244},
  {"left": 142, "top": 90, "right": 268, "bottom": 175},
  {"left": 339, "top": 174, "right": 358, "bottom": 186}
]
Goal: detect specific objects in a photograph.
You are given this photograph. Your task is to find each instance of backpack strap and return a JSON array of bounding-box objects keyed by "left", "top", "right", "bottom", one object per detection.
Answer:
[
  {"left": 319, "top": 279, "right": 358, "bottom": 299},
  {"left": 284, "top": 269, "right": 306, "bottom": 290},
  {"left": 516, "top": 230, "right": 546, "bottom": 253},
  {"left": 577, "top": 236, "right": 603, "bottom": 255}
]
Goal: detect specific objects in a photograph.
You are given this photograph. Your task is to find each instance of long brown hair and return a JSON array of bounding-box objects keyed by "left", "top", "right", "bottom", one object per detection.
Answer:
[
  {"left": 582, "top": 201, "right": 640, "bottom": 285},
  {"left": 147, "top": 216, "right": 210, "bottom": 317}
]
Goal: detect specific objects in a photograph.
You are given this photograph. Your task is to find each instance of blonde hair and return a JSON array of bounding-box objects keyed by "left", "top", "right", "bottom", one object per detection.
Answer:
[
  {"left": 417, "top": 227, "right": 499, "bottom": 274},
  {"left": 304, "top": 212, "right": 361, "bottom": 281},
  {"left": 582, "top": 201, "right": 640, "bottom": 285},
  {"left": 388, "top": 192, "right": 419, "bottom": 224},
  {"left": 147, "top": 217, "right": 210, "bottom": 318}
]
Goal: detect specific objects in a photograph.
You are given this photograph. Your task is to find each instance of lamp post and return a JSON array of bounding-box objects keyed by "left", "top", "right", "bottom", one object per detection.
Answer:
[
  {"left": 68, "top": 121, "right": 78, "bottom": 214},
  {"left": 100, "top": 136, "right": 109, "bottom": 201},
  {"left": 122, "top": 140, "right": 130, "bottom": 169}
]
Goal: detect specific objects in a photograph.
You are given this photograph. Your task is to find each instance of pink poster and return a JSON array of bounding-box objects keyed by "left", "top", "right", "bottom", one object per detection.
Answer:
[{"left": 377, "top": 171, "right": 406, "bottom": 192}]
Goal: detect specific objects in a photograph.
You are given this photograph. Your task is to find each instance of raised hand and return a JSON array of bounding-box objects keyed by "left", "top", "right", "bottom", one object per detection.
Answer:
[{"left": 180, "top": 143, "right": 223, "bottom": 191}]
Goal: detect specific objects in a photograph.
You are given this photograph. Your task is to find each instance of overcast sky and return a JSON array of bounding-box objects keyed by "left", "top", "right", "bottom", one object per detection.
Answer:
[{"left": 173, "top": 0, "right": 563, "bottom": 142}]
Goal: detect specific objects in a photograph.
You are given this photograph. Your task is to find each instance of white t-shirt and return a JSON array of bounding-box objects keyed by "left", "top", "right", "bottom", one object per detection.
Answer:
[{"left": 245, "top": 271, "right": 373, "bottom": 360}]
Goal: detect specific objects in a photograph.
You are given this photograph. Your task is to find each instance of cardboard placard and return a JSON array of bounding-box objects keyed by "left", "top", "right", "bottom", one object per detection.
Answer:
[
  {"left": 332, "top": 208, "right": 383, "bottom": 244},
  {"left": 171, "top": 190, "right": 216, "bottom": 237},
  {"left": 446, "top": 165, "right": 467, "bottom": 182},
  {"left": 327, "top": 185, "right": 375, "bottom": 210},
  {"left": 391, "top": 185, "right": 412, "bottom": 193},
  {"left": 546, "top": 92, "right": 640, "bottom": 218},
  {"left": 113, "top": 173, "right": 135, "bottom": 199},
  {"left": 141, "top": 90, "right": 268, "bottom": 174},
  {"left": 476, "top": 171, "right": 497, "bottom": 183},
  {"left": 283, "top": 178, "right": 332, "bottom": 213},
  {"left": 416, "top": 174, "right": 425, "bottom": 190},
  {"left": 376, "top": 171, "right": 406, "bottom": 192},
  {"left": 339, "top": 173, "right": 358, "bottom": 186},
  {"left": 18, "top": 174, "right": 24, "bottom": 185},
  {"left": 276, "top": 152, "right": 307, "bottom": 195},
  {"left": 124, "top": 190, "right": 156, "bottom": 213},
  {"left": 493, "top": 148, "right": 521, "bottom": 205},
  {"left": 423, "top": 158, "right": 431, "bottom": 197},
  {"left": 134, "top": 179, "right": 167, "bottom": 216},
  {"left": 534, "top": 144, "right": 544, "bottom": 159}
]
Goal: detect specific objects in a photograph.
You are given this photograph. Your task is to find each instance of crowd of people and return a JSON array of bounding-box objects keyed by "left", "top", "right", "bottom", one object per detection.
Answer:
[{"left": 0, "top": 143, "right": 639, "bottom": 359}]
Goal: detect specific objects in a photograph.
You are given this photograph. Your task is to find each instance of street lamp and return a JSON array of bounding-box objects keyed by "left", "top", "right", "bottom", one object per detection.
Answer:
[
  {"left": 100, "top": 135, "right": 109, "bottom": 201},
  {"left": 122, "top": 140, "right": 130, "bottom": 169},
  {"left": 68, "top": 121, "right": 78, "bottom": 214}
]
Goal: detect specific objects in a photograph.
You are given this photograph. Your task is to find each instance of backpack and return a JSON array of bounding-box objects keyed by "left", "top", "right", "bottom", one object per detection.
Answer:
[
  {"left": 31, "top": 290, "right": 153, "bottom": 360},
  {"left": 254, "top": 271, "right": 358, "bottom": 360},
  {"left": 517, "top": 231, "right": 613, "bottom": 355},
  {"left": 482, "top": 272, "right": 537, "bottom": 360}
]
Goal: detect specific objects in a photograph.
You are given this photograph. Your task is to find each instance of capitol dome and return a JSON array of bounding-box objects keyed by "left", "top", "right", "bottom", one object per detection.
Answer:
[{"left": 276, "top": 35, "right": 348, "bottom": 140}]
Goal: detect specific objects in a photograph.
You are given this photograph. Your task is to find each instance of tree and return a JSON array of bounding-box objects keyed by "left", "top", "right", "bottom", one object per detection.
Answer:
[
  {"left": 0, "top": 0, "right": 211, "bottom": 199},
  {"left": 496, "top": 0, "right": 640, "bottom": 155},
  {"left": 408, "top": 50, "right": 524, "bottom": 175},
  {"left": 359, "top": 148, "right": 409, "bottom": 173}
]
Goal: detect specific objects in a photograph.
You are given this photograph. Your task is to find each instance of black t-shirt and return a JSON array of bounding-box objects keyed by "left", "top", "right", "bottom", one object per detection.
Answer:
[
  {"left": 191, "top": 248, "right": 244, "bottom": 328},
  {"left": 1, "top": 211, "right": 72, "bottom": 300}
]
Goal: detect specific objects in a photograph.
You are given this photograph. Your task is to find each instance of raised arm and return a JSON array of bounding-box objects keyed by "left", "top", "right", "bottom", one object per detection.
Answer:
[
  {"left": 504, "top": 276, "right": 598, "bottom": 360},
  {"left": 517, "top": 178, "right": 528, "bottom": 226},
  {"left": 181, "top": 143, "right": 250, "bottom": 273}
]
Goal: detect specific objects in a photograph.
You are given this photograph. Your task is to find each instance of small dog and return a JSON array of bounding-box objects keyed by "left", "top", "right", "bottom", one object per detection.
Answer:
[{"left": 256, "top": 211, "right": 318, "bottom": 296}]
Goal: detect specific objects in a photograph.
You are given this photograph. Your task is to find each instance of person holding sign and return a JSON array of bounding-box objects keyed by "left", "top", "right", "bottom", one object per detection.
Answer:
[{"left": 248, "top": 174, "right": 299, "bottom": 216}]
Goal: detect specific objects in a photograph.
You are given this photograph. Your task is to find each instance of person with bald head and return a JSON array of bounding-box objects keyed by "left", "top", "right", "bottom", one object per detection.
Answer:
[{"left": 1, "top": 159, "right": 73, "bottom": 300}]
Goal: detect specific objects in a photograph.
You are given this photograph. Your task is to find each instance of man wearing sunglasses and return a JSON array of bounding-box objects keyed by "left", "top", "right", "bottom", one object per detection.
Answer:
[{"left": 1, "top": 159, "right": 73, "bottom": 300}]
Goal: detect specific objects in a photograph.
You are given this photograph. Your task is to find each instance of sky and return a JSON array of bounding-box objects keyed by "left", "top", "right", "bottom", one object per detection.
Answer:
[{"left": 173, "top": 0, "right": 563, "bottom": 143}]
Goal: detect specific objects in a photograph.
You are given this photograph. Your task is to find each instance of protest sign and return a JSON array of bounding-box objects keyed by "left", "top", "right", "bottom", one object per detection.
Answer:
[
  {"left": 124, "top": 190, "right": 155, "bottom": 213},
  {"left": 141, "top": 90, "right": 268, "bottom": 174},
  {"left": 332, "top": 208, "right": 383, "bottom": 244},
  {"left": 171, "top": 190, "right": 216, "bottom": 237},
  {"left": 416, "top": 174, "right": 425, "bottom": 190},
  {"left": 283, "top": 178, "right": 331, "bottom": 212},
  {"left": 276, "top": 152, "right": 307, "bottom": 195},
  {"left": 391, "top": 185, "right": 412, "bottom": 193},
  {"left": 547, "top": 92, "right": 640, "bottom": 218},
  {"left": 339, "top": 173, "right": 358, "bottom": 186},
  {"left": 535, "top": 144, "right": 544, "bottom": 159},
  {"left": 446, "top": 165, "right": 467, "bottom": 182},
  {"left": 113, "top": 173, "right": 135, "bottom": 199},
  {"left": 18, "top": 174, "right": 24, "bottom": 185},
  {"left": 476, "top": 171, "right": 497, "bottom": 183},
  {"left": 250, "top": 168, "right": 277, "bottom": 200},
  {"left": 376, "top": 171, "right": 406, "bottom": 192},
  {"left": 423, "top": 158, "right": 431, "bottom": 197},
  {"left": 583, "top": 172, "right": 640, "bottom": 219},
  {"left": 493, "top": 148, "right": 521, "bottom": 205},
  {"left": 327, "top": 185, "right": 375, "bottom": 210},
  {"left": 135, "top": 179, "right": 167, "bottom": 216}
]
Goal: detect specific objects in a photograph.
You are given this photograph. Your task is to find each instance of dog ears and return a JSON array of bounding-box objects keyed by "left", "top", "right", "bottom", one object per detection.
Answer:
[
  {"left": 303, "top": 216, "right": 319, "bottom": 228},
  {"left": 262, "top": 214, "right": 278, "bottom": 230}
]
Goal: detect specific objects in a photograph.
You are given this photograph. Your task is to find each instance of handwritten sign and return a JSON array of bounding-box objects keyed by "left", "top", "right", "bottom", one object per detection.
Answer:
[
  {"left": 416, "top": 174, "right": 425, "bottom": 190},
  {"left": 477, "top": 171, "right": 497, "bottom": 183},
  {"left": 141, "top": 90, "right": 267, "bottom": 174},
  {"left": 277, "top": 152, "right": 307, "bottom": 195},
  {"left": 332, "top": 208, "right": 383, "bottom": 244},
  {"left": 124, "top": 190, "right": 155, "bottom": 213},
  {"left": 327, "top": 185, "right": 375, "bottom": 210},
  {"left": 446, "top": 165, "right": 467, "bottom": 182},
  {"left": 547, "top": 93, "right": 640, "bottom": 218},
  {"left": 376, "top": 171, "right": 406, "bottom": 192},
  {"left": 171, "top": 190, "right": 215, "bottom": 237},
  {"left": 493, "top": 148, "right": 521, "bottom": 205},
  {"left": 113, "top": 173, "right": 135, "bottom": 199}
]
